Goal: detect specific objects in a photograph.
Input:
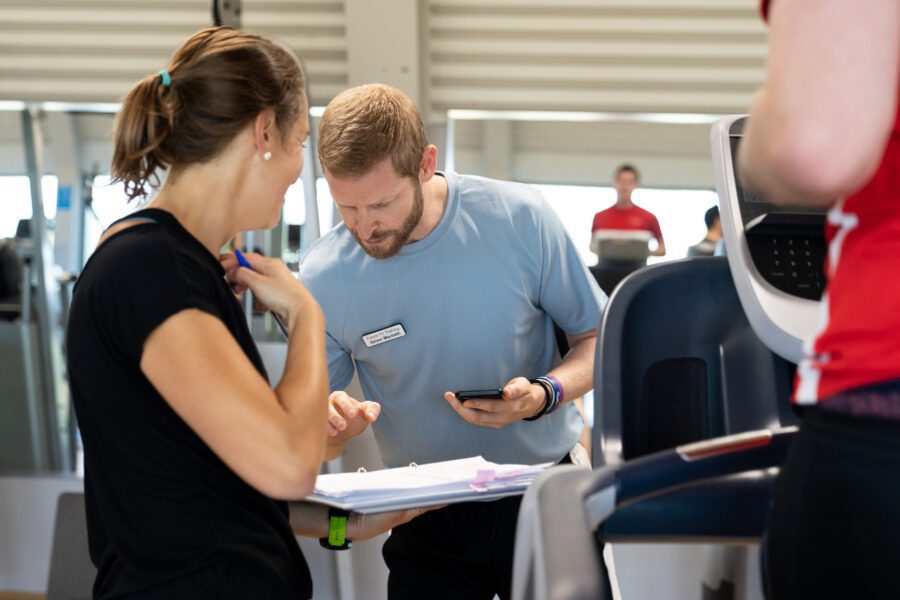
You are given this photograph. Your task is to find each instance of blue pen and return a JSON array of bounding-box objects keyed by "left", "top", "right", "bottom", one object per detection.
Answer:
[{"left": 233, "top": 248, "right": 290, "bottom": 339}]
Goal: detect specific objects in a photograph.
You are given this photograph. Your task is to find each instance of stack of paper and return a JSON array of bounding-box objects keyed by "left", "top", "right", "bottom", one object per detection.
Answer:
[{"left": 307, "top": 456, "right": 553, "bottom": 514}]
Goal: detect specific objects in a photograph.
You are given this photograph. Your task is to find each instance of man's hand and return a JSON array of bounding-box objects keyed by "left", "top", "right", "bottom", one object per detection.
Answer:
[
  {"left": 326, "top": 391, "right": 380, "bottom": 452},
  {"left": 443, "top": 377, "right": 545, "bottom": 429}
]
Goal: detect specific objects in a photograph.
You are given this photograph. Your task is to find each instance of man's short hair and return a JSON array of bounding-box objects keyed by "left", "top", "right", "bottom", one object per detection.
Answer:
[
  {"left": 318, "top": 83, "right": 428, "bottom": 179},
  {"left": 614, "top": 163, "right": 640, "bottom": 181},
  {"left": 705, "top": 205, "right": 720, "bottom": 229}
]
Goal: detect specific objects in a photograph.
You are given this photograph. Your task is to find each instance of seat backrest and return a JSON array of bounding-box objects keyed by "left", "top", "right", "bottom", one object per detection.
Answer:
[
  {"left": 46, "top": 492, "right": 95, "bottom": 600},
  {"left": 0, "top": 239, "right": 22, "bottom": 313},
  {"left": 593, "top": 256, "right": 797, "bottom": 466}
]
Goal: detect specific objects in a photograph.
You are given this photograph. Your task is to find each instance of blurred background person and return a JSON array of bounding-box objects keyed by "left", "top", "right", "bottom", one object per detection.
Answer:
[
  {"left": 687, "top": 205, "right": 721, "bottom": 257},
  {"left": 591, "top": 164, "right": 666, "bottom": 257}
]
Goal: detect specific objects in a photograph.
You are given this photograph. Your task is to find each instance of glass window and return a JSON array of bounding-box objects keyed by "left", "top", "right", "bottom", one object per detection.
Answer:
[
  {"left": 89, "top": 175, "right": 135, "bottom": 227},
  {"left": 533, "top": 183, "right": 719, "bottom": 430},
  {"left": 84, "top": 175, "right": 331, "bottom": 264},
  {"left": 534, "top": 183, "right": 718, "bottom": 266},
  {"left": 83, "top": 176, "right": 140, "bottom": 262},
  {"left": 0, "top": 175, "right": 59, "bottom": 238},
  {"left": 316, "top": 177, "right": 334, "bottom": 234},
  {"left": 283, "top": 180, "right": 306, "bottom": 226}
]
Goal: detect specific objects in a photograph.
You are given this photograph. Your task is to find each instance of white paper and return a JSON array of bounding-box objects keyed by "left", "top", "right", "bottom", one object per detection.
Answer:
[{"left": 306, "top": 456, "right": 553, "bottom": 514}]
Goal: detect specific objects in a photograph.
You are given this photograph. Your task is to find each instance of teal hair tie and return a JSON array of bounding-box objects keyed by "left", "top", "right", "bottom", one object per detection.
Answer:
[{"left": 157, "top": 69, "right": 171, "bottom": 87}]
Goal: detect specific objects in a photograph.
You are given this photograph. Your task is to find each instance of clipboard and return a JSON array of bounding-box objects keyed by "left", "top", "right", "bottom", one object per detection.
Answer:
[{"left": 306, "top": 456, "right": 553, "bottom": 514}]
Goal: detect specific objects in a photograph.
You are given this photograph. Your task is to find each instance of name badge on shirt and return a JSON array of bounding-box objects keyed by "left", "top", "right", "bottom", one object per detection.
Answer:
[{"left": 362, "top": 323, "right": 407, "bottom": 348}]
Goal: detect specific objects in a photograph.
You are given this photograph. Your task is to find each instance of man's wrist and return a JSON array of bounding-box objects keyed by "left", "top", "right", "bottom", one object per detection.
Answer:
[
  {"left": 524, "top": 380, "right": 552, "bottom": 421},
  {"left": 543, "top": 375, "right": 565, "bottom": 408},
  {"left": 525, "top": 375, "right": 564, "bottom": 421}
]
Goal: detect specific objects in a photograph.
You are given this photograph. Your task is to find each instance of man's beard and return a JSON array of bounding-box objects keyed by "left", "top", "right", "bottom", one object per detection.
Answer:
[{"left": 351, "top": 182, "right": 425, "bottom": 259}]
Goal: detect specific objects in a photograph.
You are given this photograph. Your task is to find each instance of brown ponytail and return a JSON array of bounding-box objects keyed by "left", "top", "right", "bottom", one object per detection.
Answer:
[{"left": 111, "top": 27, "right": 305, "bottom": 201}]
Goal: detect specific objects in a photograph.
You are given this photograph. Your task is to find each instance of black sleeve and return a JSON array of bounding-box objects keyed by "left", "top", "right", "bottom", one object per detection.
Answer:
[{"left": 96, "top": 236, "right": 223, "bottom": 365}]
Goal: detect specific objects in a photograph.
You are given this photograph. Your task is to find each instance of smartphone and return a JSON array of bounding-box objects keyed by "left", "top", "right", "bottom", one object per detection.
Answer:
[{"left": 455, "top": 388, "right": 504, "bottom": 402}]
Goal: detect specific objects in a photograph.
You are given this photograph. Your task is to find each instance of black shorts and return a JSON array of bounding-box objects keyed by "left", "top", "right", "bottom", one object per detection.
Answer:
[
  {"left": 763, "top": 403, "right": 900, "bottom": 599},
  {"left": 381, "top": 451, "right": 578, "bottom": 600}
]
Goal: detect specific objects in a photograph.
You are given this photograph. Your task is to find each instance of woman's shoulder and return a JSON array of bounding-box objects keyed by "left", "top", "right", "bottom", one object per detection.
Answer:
[
  {"left": 82, "top": 221, "right": 218, "bottom": 300},
  {"left": 87, "top": 223, "right": 175, "bottom": 276}
]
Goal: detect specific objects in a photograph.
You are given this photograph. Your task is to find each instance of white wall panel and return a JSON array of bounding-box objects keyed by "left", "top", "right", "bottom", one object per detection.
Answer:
[
  {"left": 242, "top": 0, "right": 349, "bottom": 107},
  {"left": 0, "top": 0, "right": 348, "bottom": 107},
  {"left": 452, "top": 118, "right": 717, "bottom": 188},
  {"left": 0, "top": 1, "right": 210, "bottom": 103},
  {"left": 0, "top": 1, "right": 348, "bottom": 176},
  {"left": 426, "top": 0, "right": 767, "bottom": 117},
  {"left": 0, "top": 0, "right": 762, "bottom": 188}
]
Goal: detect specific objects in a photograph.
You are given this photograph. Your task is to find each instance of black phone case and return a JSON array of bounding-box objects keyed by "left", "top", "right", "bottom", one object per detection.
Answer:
[{"left": 455, "top": 389, "right": 504, "bottom": 401}]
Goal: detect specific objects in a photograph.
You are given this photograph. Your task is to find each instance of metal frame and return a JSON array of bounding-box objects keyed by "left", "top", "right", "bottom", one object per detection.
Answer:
[
  {"left": 21, "top": 106, "right": 70, "bottom": 471},
  {"left": 513, "top": 428, "right": 796, "bottom": 600}
]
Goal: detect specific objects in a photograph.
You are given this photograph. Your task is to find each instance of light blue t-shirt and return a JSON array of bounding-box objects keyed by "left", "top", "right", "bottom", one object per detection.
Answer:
[{"left": 299, "top": 172, "right": 606, "bottom": 467}]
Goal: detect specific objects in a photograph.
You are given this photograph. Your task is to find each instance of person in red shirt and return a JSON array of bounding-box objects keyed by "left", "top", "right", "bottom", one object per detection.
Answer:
[
  {"left": 740, "top": 0, "right": 900, "bottom": 597},
  {"left": 590, "top": 164, "right": 666, "bottom": 257}
]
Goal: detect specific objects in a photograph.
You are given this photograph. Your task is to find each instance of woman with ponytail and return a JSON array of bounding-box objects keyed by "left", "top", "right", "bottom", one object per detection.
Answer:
[{"left": 66, "top": 27, "right": 423, "bottom": 598}]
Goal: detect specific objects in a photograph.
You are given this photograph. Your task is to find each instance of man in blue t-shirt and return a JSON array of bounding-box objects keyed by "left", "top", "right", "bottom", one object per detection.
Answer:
[{"left": 299, "top": 84, "right": 605, "bottom": 599}]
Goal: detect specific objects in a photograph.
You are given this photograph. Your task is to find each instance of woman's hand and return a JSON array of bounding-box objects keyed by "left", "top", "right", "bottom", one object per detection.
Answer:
[
  {"left": 219, "top": 251, "right": 320, "bottom": 330},
  {"left": 289, "top": 502, "right": 443, "bottom": 539},
  {"left": 347, "top": 505, "right": 443, "bottom": 541}
]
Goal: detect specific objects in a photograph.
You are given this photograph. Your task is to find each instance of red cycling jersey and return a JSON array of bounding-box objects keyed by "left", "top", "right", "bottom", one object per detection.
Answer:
[{"left": 761, "top": 0, "right": 900, "bottom": 403}]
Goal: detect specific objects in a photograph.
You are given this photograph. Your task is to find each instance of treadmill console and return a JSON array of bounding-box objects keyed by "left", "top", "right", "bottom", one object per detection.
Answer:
[
  {"left": 711, "top": 116, "right": 828, "bottom": 363},
  {"left": 590, "top": 229, "right": 652, "bottom": 264}
]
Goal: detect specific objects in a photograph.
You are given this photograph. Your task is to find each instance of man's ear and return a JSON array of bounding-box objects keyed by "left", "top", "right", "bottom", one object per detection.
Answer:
[
  {"left": 419, "top": 145, "right": 438, "bottom": 182},
  {"left": 254, "top": 108, "right": 277, "bottom": 158}
]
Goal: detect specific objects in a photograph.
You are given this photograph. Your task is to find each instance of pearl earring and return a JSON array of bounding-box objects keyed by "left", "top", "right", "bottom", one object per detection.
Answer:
[{"left": 262, "top": 151, "right": 272, "bottom": 161}]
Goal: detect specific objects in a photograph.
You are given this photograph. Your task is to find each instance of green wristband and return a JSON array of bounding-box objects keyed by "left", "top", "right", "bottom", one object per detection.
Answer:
[
  {"left": 328, "top": 511, "right": 348, "bottom": 546},
  {"left": 320, "top": 508, "right": 352, "bottom": 550}
]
